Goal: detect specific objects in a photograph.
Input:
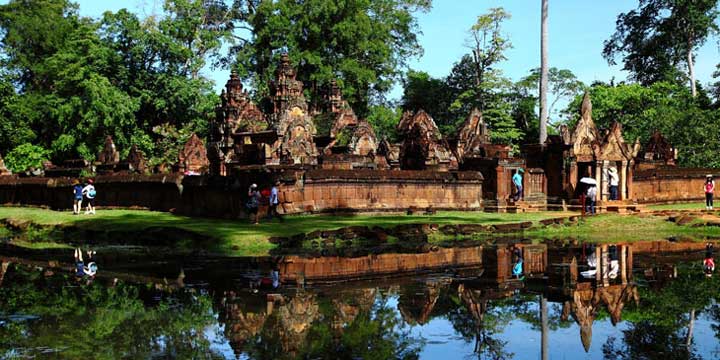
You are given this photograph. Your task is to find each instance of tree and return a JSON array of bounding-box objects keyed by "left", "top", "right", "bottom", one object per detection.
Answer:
[
  {"left": 401, "top": 70, "right": 455, "bottom": 132},
  {"left": 539, "top": 0, "right": 549, "bottom": 144},
  {"left": 466, "top": 7, "right": 512, "bottom": 110},
  {"left": 563, "top": 81, "right": 720, "bottom": 168},
  {"left": 603, "top": 0, "right": 719, "bottom": 96},
  {"left": 232, "top": 0, "right": 431, "bottom": 116}
]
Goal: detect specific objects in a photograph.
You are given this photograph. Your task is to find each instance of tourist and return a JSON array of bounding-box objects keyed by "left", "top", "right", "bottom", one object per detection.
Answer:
[
  {"left": 72, "top": 179, "right": 83, "bottom": 215},
  {"left": 512, "top": 168, "right": 524, "bottom": 202},
  {"left": 608, "top": 167, "right": 619, "bottom": 200},
  {"left": 268, "top": 180, "right": 283, "bottom": 221},
  {"left": 82, "top": 179, "right": 96, "bottom": 215},
  {"left": 246, "top": 183, "right": 261, "bottom": 224},
  {"left": 704, "top": 243, "right": 715, "bottom": 277},
  {"left": 585, "top": 184, "right": 597, "bottom": 215},
  {"left": 74, "top": 248, "right": 97, "bottom": 278},
  {"left": 704, "top": 174, "right": 715, "bottom": 210}
]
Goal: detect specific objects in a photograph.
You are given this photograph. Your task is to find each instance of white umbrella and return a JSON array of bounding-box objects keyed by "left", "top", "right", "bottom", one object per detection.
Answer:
[{"left": 580, "top": 177, "right": 597, "bottom": 185}]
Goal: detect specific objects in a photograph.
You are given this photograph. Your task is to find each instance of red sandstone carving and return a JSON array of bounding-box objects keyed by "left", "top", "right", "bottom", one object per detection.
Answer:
[
  {"left": 178, "top": 133, "right": 209, "bottom": 174},
  {"left": 398, "top": 110, "right": 457, "bottom": 171},
  {"left": 456, "top": 107, "right": 490, "bottom": 160},
  {"left": 126, "top": 144, "right": 147, "bottom": 173},
  {"left": 0, "top": 153, "right": 10, "bottom": 176},
  {"left": 97, "top": 135, "right": 120, "bottom": 165},
  {"left": 348, "top": 120, "right": 378, "bottom": 156}
]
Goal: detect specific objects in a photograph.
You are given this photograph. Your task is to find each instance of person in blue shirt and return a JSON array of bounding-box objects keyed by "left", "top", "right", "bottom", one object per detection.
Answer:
[
  {"left": 72, "top": 179, "right": 83, "bottom": 215},
  {"left": 268, "top": 180, "right": 283, "bottom": 221},
  {"left": 512, "top": 169, "right": 524, "bottom": 202}
]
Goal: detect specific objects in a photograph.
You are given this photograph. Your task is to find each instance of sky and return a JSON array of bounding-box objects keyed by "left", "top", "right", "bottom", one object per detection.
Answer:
[{"left": 5, "top": 0, "right": 719, "bottom": 102}]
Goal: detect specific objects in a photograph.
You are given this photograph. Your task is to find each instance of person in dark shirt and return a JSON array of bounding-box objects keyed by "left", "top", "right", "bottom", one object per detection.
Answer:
[{"left": 72, "top": 180, "right": 83, "bottom": 215}]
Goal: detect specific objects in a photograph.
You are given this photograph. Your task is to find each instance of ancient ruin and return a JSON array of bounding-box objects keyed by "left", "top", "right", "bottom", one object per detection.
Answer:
[
  {"left": 125, "top": 144, "right": 147, "bottom": 173},
  {"left": 178, "top": 133, "right": 209, "bottom": 174},
  {"left": 397, "top": 110, "right": 457, "bottom": 171},
  {"left": 0, "top": 153, "right": 10, "bottom": 176}
]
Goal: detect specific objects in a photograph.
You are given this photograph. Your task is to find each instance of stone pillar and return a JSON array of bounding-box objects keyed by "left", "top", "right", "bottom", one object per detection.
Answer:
[
  {"left": 595, "top": 246, "right": 602, "bottom": 283},
  {"left": 594, "top": 162, "right": 602, "bottom": 192},
  {"left": 601, "top": 160, "right": 609, "bottom": 201},
  {"left": 626, "top": 161, "right": 634, "bottom": 200},
  {"left": 569, "top": 160, "right": 578, "bottom": 195},
  {"left": 620, "top": 161, "right": 628, "bottom": 200}
]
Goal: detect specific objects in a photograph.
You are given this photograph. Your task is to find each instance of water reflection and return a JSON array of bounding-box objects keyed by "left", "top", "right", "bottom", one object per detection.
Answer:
[{"left": 1, "top": 241, "right": 720, "bottom": 359}]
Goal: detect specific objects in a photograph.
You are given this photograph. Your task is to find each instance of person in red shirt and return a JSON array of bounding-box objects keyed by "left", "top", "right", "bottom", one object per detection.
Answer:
[{"left": 704, "top": 174, "right": 715, "bottom": 210}]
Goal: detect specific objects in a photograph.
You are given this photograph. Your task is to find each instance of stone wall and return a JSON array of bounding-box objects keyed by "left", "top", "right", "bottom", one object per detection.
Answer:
[
  {"left": 633, "top": 168, "right": 713, "bottom": 203},
  {"left": 280, "top": 169, "right": 483, "bottom": 213},
  {"left": 0, "top": 169, "right": 484, "bottom": 216}
]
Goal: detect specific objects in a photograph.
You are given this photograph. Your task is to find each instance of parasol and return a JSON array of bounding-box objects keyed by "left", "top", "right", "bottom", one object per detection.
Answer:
[{"left": 580, "top": 177, "right": 597, "bottom": 185}]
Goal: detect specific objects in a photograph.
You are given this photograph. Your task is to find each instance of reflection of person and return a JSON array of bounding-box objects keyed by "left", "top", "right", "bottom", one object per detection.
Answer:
[
  {"left": 704, "top": 175, "right": 715, "bottom": 210},
  {"left": 246, "top": 184, "right": 261, "bottom": 225},
  {"left": 704, "top": 243, "right": 715, "bottom": 277},
  {"left": 512, "top": 169, "right": 524, "bottom": 202},
  {"left": 607, "top": 167, "right": 619, "bottom": 200},
  {"left": 608, "top": 245, "right": 619, "bottom": 279},
  {"left": 511, "top": 247, "right": 524, "bottom": 279},
  {"left": 82, "top": 179, "right": 96, "bottom": 215},
  {"left": 585, "top": 185, "right": 597, "bottom": 215},
  {"left": 72, "top": 179, "right": 83, "bottom": 215},
  {"left": 74, "top": 248, "right": 97, "bottom": 278}
]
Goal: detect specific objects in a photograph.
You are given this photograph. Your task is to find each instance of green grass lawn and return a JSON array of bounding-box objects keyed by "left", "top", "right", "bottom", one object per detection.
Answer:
[
  {"left": 2, "top": 206, "right": 718, "bottom": 255},
  {"left": 647, "top": 202, "right": 706, "bottom": 211},
  {"left": 0, "top": 207, "right": 573, "bottom": 255},
  {"left": 525, "top": 212, "right": 720, "bottom": 242}
]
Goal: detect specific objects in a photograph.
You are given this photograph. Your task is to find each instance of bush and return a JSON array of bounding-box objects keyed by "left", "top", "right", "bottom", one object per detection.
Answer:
[{"left": 5, "top": 143, "right": 50, "bottom": 173}]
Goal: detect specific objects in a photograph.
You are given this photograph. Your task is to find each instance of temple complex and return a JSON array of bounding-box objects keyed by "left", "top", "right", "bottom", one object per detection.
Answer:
[
  {"left": 0, "top": 55, "right": 718, "bottom": 215},
  {"left": 0, "top": 153, "right": 10, "bottom": 176}
]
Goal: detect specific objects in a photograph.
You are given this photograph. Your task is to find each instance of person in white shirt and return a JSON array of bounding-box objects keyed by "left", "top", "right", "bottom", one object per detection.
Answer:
[
  {"left": 82, "top": 179, "right": 96, "bottom": 215},
  {"left": 586, "top": 184, "right": 597, "bottom": 215},
  {"left": 607, "top": 167, "right": 619, "bottom": 200}
]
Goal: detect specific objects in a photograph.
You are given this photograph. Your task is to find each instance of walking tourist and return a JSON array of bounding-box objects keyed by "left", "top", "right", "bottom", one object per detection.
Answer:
[
  {"left": 268, "top": 180, "right": 283, "bottom": 221},
  {"left": 608, "top": 167, "right": 619, "bottom": 200},
  {"left": 704, "top": 243, "right": 715, "bottom": 277},
  {"left": 705, "top": 175, "right": 714, "bottom": 210},
  {"left": 72, "top": 179, "right": 83, "bottom": 215},
  {"left": 82, "top": 179, "right": 96, "bottom": 214},
  {"left": 585, "top": 184, "right": 597, "bottom": 215},
  {"left": 246, "top": 183, "right": 261, "bottom": 225},
  {"left": 512, "top": 168, "right": 524, "bottom": 202}
]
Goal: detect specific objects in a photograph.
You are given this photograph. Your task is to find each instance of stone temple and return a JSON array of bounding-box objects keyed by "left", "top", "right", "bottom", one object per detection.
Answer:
[{"left": 0, "top": 54, "right": 716, "bottom": 216}]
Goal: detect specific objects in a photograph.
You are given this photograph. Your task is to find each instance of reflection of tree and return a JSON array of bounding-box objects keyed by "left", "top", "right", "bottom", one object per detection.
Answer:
[
  {"left": 444, "top": 284, "right": 514, "bottom": 360},
  {"left": 242, "top": 289, "right": 424, "bottom": 360},
  {"left": 602, "top": 265, "right": 720, "bottom": 359},
  {"left": 0, "top": 264, "right": 220, "bottom": 359}
]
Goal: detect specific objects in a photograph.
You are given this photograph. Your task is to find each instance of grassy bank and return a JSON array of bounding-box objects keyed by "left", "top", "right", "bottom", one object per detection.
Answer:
[
  {"left": 524, "top": 212, "right": 720, "bottom": 242},
  {"left": 2, "top": 207, "right": 719, "bottom": 255},
  {"left": 0, "top": 207, "right": 572, "bottom": 255}
]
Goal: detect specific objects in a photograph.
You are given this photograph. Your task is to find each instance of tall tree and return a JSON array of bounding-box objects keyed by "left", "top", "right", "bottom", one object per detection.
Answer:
[
  {"left": 231, "top": 0, "right": 431, "bottom": 116},
  {"left": 539, "top": 0, "right": 549, "bottom": 143},
  {"left": 603, "top": 0, "right": 719, "bottom": 96},
  {"left": 466, "top": 7, "right": 512, "bottom": 110}
]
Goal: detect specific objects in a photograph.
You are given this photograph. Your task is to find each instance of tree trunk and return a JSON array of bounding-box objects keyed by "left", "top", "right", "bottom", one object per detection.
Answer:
[
  {"left": 539, "top": 0, "right": 549, "bottom": 143},
  {"left": 687, "top": 35, "right": 696, "bottom": 97},
  {"left": 541, "top": 294, "right": 549, "bottom": 360}
]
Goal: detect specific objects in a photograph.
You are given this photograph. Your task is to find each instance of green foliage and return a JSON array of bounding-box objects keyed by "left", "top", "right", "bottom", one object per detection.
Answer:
[
  {"left": 603, "top": 0, "right": 720, "bottom": 86},
  {"left": 233, "top": 0, "right": 431, "bottom": 116},
  {"left": 0, "top": 0, "right": 217, "bottom": 164},
  {"left": 366, "top": 105, "right": 402, "bottom": 142},
  {"left": 4, "top": 143, "right": 50, "bottom": 173},
  {"left": 563, "top": 81, "right": 720, "bottom": 168}
]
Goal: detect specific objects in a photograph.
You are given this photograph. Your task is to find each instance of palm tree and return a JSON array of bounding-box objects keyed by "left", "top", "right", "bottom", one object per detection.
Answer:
[{"left": 539, "top": 0, "right": 549, "bottom": 144}]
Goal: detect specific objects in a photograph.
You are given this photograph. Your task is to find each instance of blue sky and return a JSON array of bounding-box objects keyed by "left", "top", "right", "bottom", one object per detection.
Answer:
[{"left": 6, "top": 0, "right": 720, "bottom": 102}]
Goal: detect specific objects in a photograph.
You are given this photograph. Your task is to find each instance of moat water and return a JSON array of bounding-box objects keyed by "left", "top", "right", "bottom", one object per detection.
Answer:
[{"left": 1, "top": 241, "right": 719, "bottom": 359}]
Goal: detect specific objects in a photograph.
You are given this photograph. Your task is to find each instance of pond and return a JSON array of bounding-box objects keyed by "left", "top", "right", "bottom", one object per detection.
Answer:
[{"left": 1, "top": 240, "right": 720, "bottom": 359}]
